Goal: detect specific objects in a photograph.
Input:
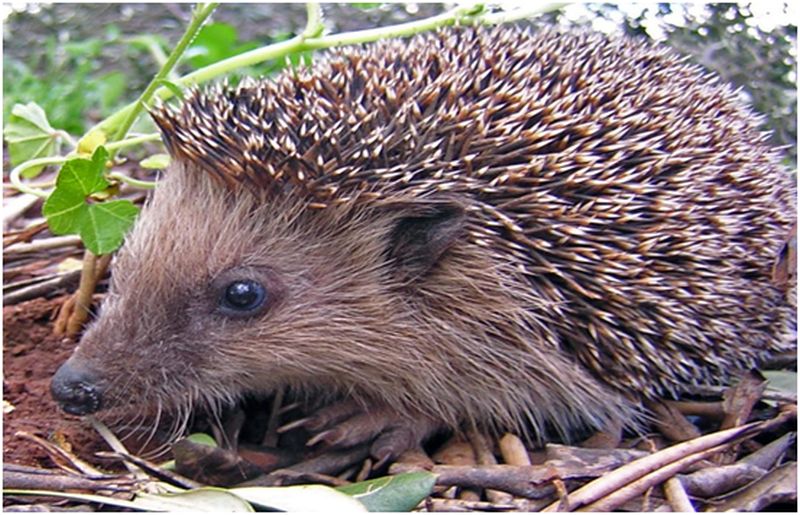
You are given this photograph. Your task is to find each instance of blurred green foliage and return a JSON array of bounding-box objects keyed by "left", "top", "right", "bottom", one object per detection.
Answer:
[
  {"left": 2, "top": 26, "right": 133, "bottom": 135},
  {"left": 2, "top": 19, "right": 313, "bottom": 136},
  {"left": 579, "top": 3, "right": 797, "bottom": 168},
  {"left": 183, "top": 22, "right": 260, "bottom": 70},
  {"left": 184, "top": 22, "right": 314, "bottom": 79},
  {"left": 661, "top": 5, "right": 797, "bottom": 168},
  {"left": 3, "top": 3, "right": 796, "bottom": 168}
]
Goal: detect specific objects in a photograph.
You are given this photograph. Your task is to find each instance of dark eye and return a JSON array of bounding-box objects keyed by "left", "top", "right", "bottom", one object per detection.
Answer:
[{"left": 220, "top": 279, "right": 267, "bottom": 315}]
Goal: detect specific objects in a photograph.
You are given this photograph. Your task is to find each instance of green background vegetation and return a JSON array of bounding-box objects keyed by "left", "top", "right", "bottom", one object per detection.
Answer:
[{"left": 4, "top": 3, "right": 795, "bottom": 167}]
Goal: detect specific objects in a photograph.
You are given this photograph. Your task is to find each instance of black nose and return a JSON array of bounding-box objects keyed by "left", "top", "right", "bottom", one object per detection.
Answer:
[{"left": 51, "top": 359, "right": 103, "bottom": 415}]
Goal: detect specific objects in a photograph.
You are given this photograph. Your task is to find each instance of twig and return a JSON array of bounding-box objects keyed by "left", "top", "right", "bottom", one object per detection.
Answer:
[
  {"left": 390, "top": 463, "right": 559, "bottom": 499},
  {"left": 3, "top": 214, "right": 46, "bottom": 243},
  {"left": 469, "top": 429, "right": 513, "bottom": 504},
  {"left": 542, "top": 416, "right": 785, "bottom": 512},
  {"left": 664, "top": 400, "right": 726, "bottom": 420},
  {"left": 3, "top": 193, "right": 41, "bottom": 229},
  {"left": 3, "top": 270, "right": 82, "bottom": 305},
  {"left": 13, "top": 431, "right": 109, "bottom": 478},
  {"left": 4, "top": 235, "right": 83, "bottom": 254},
  {"left": 663, "top": 477, "right": 695, "bottom": 512},
  {"left": 65, "top": 251, "right": 98, "bottom": 336},
  {"left": 94, "top": 451, "right": 203, "bottom": 490},
  {"left": 87, "top": 416, "right": 148, "bottom": 480},
  {"left": 433, "top": 436, "right": 480, "bottom": 501},
  {"left": 3, "top": 468, "right": 137, "bottom": 493},
  {"left": 425, "top": 497, "right": 517, "bottom": 511},
  {"left": 577, "top": 442, "right": 735, "bottom": 511}
]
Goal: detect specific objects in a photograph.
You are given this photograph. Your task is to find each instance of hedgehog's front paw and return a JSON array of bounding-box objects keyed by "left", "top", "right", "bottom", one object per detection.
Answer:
[{"left": 281, "top": 400, "right": 441, "bottom": 466}]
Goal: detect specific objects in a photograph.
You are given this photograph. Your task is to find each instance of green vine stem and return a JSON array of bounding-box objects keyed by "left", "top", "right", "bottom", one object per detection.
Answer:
[
  {"left": 91, "top": 3, "right": 547, "bottom": 137},
  {"left": 107, "top": 2, "right": 218, "bottom": 159},
  {"left": 106, "top": 172, "right": 158, "bottom": 189},
  {"left": 105, "top": 132, "right": 163, "bottom": 151},
  {"left": 8, "top": 156, "right": 69, "bottom": 198},
  {"left": 12, "top": 3, "right": 557, "bottom": 199},
  {"left": 303, "top": 2, "right": 324, "bottom": 38},
  {"left": 9, "top": 5, "right": 217, "bottom": 198},
  {"left": 57, "top": 129, "right": 79, "bottom": 150},
  {"left": 8, "top": 133, "right": 163, "bottom": 197}
]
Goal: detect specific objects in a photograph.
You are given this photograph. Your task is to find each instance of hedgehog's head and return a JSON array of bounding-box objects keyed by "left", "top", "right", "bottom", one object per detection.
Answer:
[{"left": 48, "top": 146, "right": 477, "bottom": 424}]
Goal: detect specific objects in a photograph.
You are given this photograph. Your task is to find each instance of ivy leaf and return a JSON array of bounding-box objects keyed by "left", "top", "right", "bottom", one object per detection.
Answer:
[
  {"left": 77, "top": 200, "right": 140, "bottom": 255},
  {"left": 42, "top": 146, "right": 139, "bottom": 255},
  {"left": 336, "top": 472, "right": 436, "bottom": 512},
  {"left": 43, "top": 147, "right": 111, "bottom": 234},
  {"left": 3, "top": 102, "right": 63, "bottom": 177}
]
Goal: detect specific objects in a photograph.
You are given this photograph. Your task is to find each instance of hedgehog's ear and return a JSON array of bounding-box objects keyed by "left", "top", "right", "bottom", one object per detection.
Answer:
[{"left": 386, "top": 201, "right": 466, "bottom": 281}]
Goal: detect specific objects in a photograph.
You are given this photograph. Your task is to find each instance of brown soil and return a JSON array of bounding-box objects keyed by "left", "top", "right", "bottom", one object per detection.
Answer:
[{"left": 3, "top": 296, "right": 107, "bottom": 468}]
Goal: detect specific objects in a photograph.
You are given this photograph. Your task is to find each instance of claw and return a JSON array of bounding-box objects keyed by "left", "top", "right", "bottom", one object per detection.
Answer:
[
  {"left": 292, "top": 400, "right": 443, "bottom": 464},
  {"left": 277, "top": 416, "right": 313, "bottom": 434},
  {"left": 371, "top": 446, "right": 394, "bottom": 469},
  {"left": 277, "top": 401, "right": 303, "bottom": 415},
  {"left": 303, "top": 400, "right": 363, "bottom": 432},
  {"left": 370, "top": 426, "right": 416, "bottom": 467},
  {"left": 306, "top": 428, "right": 338, "bottom": 447}
]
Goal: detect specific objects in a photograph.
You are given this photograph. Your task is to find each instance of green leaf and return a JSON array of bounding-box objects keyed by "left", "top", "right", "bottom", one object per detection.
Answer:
[
  {"left": 4, "top": 487, "right": 254, "bottom": 512},
  {"left": 134, "top": 488, "right": 254, "bottom": 512},
  {"left": 763, "top": 370, "right": 797, "bottom": 396},
  {"left": 153, "top": 79, "right": 186, "bottom": 101},
  {"left": 231, "top": 485, "right": 368, "bottom": 512},
  {"left": 42, "top": 146, "right": 139, "bottom": 255},
  {"left": 336, "top": 472, "right": 436, "bottom": 512},
  {"left": 186, "top": 432, "right": 217, "bottom": 447},
  {"left": 140, "top": 153, "right": 171, "bottom": 169},
  {"left": 43, "top": 147, "right": 111, "bottom": 234},
  {"left": 3, "top": 102, "right": 62, "bottom": 177},
  {"left": 186, "top": 22, "right": 239, "bottom": 68},
  {"left": 79, "top": 199, "right": 140, "bottom": 255}
]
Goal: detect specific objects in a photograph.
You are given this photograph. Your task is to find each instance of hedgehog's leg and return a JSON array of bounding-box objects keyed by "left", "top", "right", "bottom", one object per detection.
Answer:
[{"left": 291, "top": 400, "right": 441, "bottom": 465}]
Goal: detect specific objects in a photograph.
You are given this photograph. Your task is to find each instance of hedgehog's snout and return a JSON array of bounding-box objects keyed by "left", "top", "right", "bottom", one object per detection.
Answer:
[{"left": 51, "top": 357, "right": 104, "bottom": 415}]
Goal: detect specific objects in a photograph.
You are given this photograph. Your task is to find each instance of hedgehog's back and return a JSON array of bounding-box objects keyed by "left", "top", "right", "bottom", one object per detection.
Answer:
[{"left": 153, "top": 26, "right": 796, "bottom": 398}]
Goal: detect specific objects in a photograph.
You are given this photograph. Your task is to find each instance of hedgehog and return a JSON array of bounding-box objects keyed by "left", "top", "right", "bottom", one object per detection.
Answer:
[{"left": 51, "top": 25, "right": 796, "bottom": 461}]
